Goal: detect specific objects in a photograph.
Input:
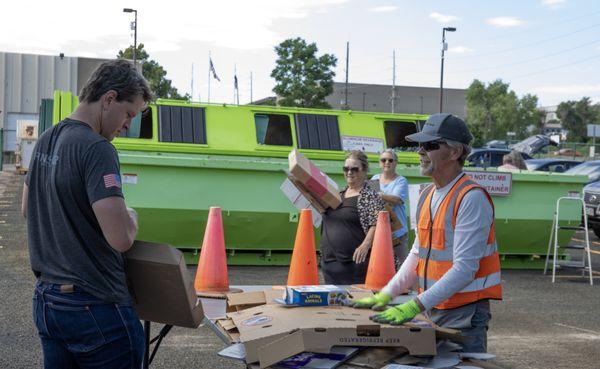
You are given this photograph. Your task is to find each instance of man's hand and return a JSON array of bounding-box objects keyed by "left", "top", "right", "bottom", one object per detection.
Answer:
[
  {"left": 353, "top": 292, "right": 391, "bottom": 311},
  {"left": 369, "top": 299, "right": 421, "bottom": 325},
  {"left": 352, "top": 243, "right": 370, "bottom": 264}
]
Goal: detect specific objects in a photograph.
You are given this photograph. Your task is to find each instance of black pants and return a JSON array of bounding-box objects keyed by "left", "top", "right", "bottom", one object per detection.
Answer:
[{"left": 321, "top": 259, "right": 369, "bottom": 285}]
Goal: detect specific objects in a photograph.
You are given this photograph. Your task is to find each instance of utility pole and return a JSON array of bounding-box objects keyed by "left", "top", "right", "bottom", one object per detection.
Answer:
[
  {"left": 123, "top": 8, "right": 138, "bottom": 67},
  {"left": 391, "top": 50, "right": 396, "bottom": 113},
  {"left": 439, "top": 27, "right": 456, "bottom": 113},
  {"left": 362, "top": 92, "right": 366, "bottom": 111},
  {"left": 250, "top": 71, "right": 253, "bottom": 104},
  {"left": 344, "top": 41, "right": 349, "bottom": 109}
]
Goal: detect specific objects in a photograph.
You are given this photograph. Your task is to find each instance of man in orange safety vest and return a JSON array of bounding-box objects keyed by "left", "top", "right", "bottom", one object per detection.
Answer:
[{"left": 354, "top": 113, "right": 502, "bottom": 353}]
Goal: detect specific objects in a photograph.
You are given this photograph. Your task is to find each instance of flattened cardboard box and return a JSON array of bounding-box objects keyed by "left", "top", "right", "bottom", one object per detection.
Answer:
[
  {"left": 289, "top": 149, "right": 341, "bottom": 210},
  {"left": 224, "top": 304, "right": 444, "bottom": 368}
]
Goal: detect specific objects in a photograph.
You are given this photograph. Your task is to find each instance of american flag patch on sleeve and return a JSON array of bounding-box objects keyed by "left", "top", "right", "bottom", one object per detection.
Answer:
[{"left": 103, "top": 174, "right": 122, "bottom": 189}]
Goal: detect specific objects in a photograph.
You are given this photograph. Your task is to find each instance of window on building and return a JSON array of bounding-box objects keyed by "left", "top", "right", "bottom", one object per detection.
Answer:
[
  {"left": 384, "top": 120, "right": 419, "bottom": 150},
  {"left": 158, "top": 105, "right": 206, "bottom": 144},
  {"left": 254, "top": 114, "right": 293, "bottom": 146},
  {"left": 120, "top": 107, "right": 153, "bottom": 139},
  {"left": 295, "top": 114, "right": 341, "bottom": 150}
]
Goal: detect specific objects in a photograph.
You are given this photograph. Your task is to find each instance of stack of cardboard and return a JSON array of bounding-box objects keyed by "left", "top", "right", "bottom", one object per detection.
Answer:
[
  {"left": 213, "top": 289, "right": 500, "bottom": 369},
  {"left": 288, "top": 149, "right": 341, "bottom": 212}
]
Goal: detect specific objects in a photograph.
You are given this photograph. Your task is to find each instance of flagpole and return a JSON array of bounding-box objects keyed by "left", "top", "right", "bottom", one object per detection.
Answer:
[
  {"left": 234, "top": 64, "right": 239, "bottom": 105},
  {"left": 207, "top": 51, "right": 211, "bottom": 103},
  {"left": 191, "top": 63, "right": 194, "bottom": 101},
  {"left": 250, "top": 71, "right": 253, "bottom": 104}
]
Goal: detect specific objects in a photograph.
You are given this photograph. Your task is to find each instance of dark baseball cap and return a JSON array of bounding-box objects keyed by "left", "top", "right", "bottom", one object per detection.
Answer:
[{"left": 406, "top": 113, "right": 473, "bottom": 145}]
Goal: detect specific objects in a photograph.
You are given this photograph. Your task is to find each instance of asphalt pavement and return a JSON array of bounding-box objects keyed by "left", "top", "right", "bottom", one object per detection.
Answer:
[{"left": 1, "top": 170, "right": 599, "bottom": 369}]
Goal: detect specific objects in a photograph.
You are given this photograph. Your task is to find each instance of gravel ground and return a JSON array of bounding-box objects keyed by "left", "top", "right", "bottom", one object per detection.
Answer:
[{"left": 1, "top": 170, "right": 599, "bottom": 369}]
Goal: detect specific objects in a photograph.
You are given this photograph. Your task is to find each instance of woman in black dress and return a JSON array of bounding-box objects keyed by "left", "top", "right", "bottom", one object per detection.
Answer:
[{"left": 320, "top": 150, "right": 385, "bottom": 284}]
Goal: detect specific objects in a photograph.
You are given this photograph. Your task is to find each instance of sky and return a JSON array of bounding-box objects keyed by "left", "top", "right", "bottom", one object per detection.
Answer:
[{"left": 2, "top": 0, "right": 600, "bottom": 107}]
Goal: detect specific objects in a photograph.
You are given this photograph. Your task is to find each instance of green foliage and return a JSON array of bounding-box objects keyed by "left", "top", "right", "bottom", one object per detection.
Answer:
[
  {"left": 557, "top": 97, "right": 600, "bottom": 142},
  {"left": 118, "top": 44, "right": 189, "bottom": 100},
  {"left": 271, "top": 37, "right": 337, "bottom": 108},
  {"left": 465, "top": 79, "right": 542, "bottom": 144}
]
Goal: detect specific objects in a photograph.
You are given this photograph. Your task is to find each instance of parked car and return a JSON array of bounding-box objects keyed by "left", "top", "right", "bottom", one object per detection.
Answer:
[
  {"left": 563, "top": 160, "right": 600, "bottom": 183},
  {"left": 510, "top": 135, "right": 558, "bottom": 156},
  {"left": 583, "top": 180, "right": 600, "bottom": 238},
  {"left": 525, "top": 158, "right": 582, "bottom": 173},
  {"left": 467, "top": 149, "right": 532, "bottom": 168},
  {"left": 469, "top": 134, "right": 556, "bottom": 168},
  {"left": 484, "top": 140, "right": 509, "bottom": 149}
]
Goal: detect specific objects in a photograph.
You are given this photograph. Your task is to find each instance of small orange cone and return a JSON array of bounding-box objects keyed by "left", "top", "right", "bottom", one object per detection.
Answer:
[
  {"left": 195, "top": 207, "right": 241, "bottom": 297},
  {"left": 287, "top": 209, "right": 319, "bottom": 286},
  {"left": 356, "top": 211, "right": 396, "bottom": 291}
]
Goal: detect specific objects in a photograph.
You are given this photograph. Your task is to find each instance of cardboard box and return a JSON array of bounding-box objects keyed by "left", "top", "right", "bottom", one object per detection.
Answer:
[
  {"left": 227, "top": 289, "right": 283, "bottom": 312},
  {"left": 223, "top": 304, "right": 443, "bottom": 368},
  {"left": 288, "top": 149, "right": 341, "bottom": 210},
  {"left": 124, "top": 240, "right": 204, "bottom": 328},
  {"left": 281, "top": 285, "right": 350, "bottom": 306}
]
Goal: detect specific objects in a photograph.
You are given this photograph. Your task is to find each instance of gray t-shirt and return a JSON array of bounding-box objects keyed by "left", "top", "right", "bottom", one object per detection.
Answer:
[{"left": 26, "top": 118, "right": 131, "bottom": 304}]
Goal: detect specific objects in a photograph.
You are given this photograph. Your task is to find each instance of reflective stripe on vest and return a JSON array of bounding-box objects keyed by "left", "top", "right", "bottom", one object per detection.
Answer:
[
  {"left": 416, "top": 174, "right": 502, "bottom": 310},
  {"left": 419, "top": 270, "right": 502, "bottom": 293}
]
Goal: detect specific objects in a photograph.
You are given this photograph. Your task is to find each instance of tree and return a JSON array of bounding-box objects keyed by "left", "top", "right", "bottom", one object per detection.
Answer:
[
  {"left": 466, "top": 79, "right": 541, "bottom": 144},
  {"left": 557, "top": 97, "right": 600, "bottom": 142},
  {"left": 271, "top": 37, "right": 337, "bottom": 108},
  {"left": 117, "top": 44, "right": 188, "bottom": 100}
]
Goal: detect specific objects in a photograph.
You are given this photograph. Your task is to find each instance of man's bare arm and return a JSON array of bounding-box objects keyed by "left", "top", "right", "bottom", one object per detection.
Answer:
[{"left": 92, "top": 197, "right": 138, "bottom": 252}]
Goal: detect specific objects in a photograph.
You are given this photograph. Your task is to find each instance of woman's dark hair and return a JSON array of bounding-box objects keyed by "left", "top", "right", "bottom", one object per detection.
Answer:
[
  {"left": 79, "top": 59, "right": 154, "bottom": 104},
  {"left": 346, "top": 150, "right": 369, "bottom": 172}
]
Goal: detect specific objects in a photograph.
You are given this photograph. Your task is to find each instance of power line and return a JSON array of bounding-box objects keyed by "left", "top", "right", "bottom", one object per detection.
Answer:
[
  {"left": 511, "top": 53, "right": 600, "bottom": 80},
  {"left": 452, "top": 38, "right": 600, "bottom": 73},
  {"left": 452, "top": 22, "right": 600, "bottom": 60}
]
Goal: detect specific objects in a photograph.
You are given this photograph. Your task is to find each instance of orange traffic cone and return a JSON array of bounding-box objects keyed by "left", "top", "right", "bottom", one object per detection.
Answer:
[
  {"left": 287, "top": 209, "right": 319, "bottom": 286},
  {"left": 356, "top": 211, "right": 396, "bottom": 291},
  {"left": 195, "top": 207, "right": 241, "bottom": 297}
]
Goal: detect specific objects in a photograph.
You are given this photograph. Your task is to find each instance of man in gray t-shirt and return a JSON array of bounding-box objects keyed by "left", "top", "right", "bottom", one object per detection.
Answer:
[{"left": 22, "top": 59, "right": 153, "bottom": 368}]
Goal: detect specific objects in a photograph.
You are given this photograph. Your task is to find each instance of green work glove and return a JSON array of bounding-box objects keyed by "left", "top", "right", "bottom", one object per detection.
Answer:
[
  {"left": 353, "top": 292, "right": 392, "bottom": 311},
  {"left": 369, "top": 300, "right": 421, "bottom": 325}
]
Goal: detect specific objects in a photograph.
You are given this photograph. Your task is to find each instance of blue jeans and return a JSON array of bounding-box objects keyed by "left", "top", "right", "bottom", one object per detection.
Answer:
[
  {"left": 33, "top": 281, "right": 144, "bottom": 369},
  {"left": 428, "top": 300, "right": 491, "bottom": 353}
]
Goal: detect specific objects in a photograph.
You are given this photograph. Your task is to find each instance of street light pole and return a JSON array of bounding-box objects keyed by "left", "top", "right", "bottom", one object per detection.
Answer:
[
  {"left": 123, "top": 8, "right": 138, "bottom": 66},
  {"left": 439, "top": 27, "right": 456, "bottom": 113}
]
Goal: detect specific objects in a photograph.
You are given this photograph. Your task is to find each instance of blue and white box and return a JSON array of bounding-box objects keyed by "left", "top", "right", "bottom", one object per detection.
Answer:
[{"left": 282, "top": 285, "right": 350, "bottom": 306}]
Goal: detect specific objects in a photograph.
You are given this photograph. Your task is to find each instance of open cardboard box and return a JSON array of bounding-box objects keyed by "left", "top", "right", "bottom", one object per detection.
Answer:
[
  {"left": 124, "top": 240, "right": 204, "bottom": 328},
  {"left": 288, "top": 149, "right": 341, "bottom": 210},
  {"left": 218, "top": 302, "right": 460, "bottom": 368}
]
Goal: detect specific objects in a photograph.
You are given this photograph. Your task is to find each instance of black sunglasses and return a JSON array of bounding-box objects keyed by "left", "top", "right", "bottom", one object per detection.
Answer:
[
  {"left": 343, "top": 166, "right": 362, "bottom": 173},
  {"left": 380, "top": 158, "right": 395, "bottom": 163},
  {"left": 421, "top": 140, "right": 447, "bottom": 152}
]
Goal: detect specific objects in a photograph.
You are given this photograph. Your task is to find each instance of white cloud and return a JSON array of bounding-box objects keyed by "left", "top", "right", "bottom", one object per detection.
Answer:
[
  {"left": 449, "top": 46, "right": 473, "bottom": 54},
  {"left": 542, "top": 0, "right": 566, "bottom": 9},
  {"left": 369, "top": 6, "right": 398, "bottom": 13},
  {"left": 429, "top": 12, "right": 461, "bottom": 24},
  {"left": 0, "top": 0, "right": 350, "bottom": 55},
  {"left": 486, "top": 17, "right": 525, "bottom": 28},
  {"left": 534, "top": 84, "right": 600, "bottom": 94}
]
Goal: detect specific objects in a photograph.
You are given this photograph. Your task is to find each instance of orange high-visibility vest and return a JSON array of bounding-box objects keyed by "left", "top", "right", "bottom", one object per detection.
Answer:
[{"left": 416, "top": 174, "right": 502, "bottom": 310}]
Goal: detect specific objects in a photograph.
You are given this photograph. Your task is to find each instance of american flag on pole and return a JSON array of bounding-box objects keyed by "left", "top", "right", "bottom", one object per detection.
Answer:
[
  {"left": 209, "top": 58, "right": 220, "bottom": 81},
  {"left": 103, "top": 174, "right": 122, "bottom": 189}
]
